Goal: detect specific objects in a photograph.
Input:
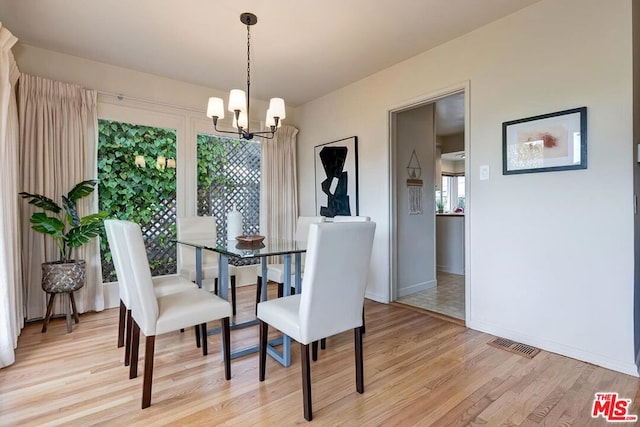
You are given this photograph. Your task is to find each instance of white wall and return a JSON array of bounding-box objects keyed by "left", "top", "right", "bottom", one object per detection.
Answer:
[
  {"left": 296, "top": 0, "right": 636, "bottom": 375},
  {"left": 436, "top": 215, "right": 465, "bottom": 275},
  {"left": 441, "top": 159, "right": 464, "bottom": 175},
  {"left": 395, "top": 104, "right": 436, "bottom": 296}
]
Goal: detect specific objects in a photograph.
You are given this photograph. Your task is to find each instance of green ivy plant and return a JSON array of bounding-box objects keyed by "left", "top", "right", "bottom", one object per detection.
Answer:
[
  {"left": 19, "top": 180, "right": 108, "bottom": 262},
  {"left": 96, "top": 120, "right": 239, "bottom": 281}
]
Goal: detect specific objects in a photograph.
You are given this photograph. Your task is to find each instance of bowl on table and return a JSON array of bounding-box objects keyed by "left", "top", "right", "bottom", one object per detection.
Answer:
[{"left": 235, "top": 235, "right": 265, "bottom": 249}]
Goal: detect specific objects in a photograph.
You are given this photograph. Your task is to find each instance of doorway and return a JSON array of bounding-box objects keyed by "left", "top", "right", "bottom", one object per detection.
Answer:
[{"left": 389, "top": 86, "right": 468, "bottom": 322}]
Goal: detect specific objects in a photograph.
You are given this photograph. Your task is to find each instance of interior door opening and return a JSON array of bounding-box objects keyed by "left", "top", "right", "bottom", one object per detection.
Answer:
[{"left": 389, "top": 87, "right": 468, "bottom": 323}]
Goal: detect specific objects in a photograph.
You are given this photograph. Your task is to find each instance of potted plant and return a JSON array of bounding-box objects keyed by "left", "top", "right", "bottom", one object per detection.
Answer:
[
  {"left": 436, "top": 200, "right": 445, "bottom": 214},
  {"left": 20, "top": 179, "right": 108, "bottom": 332}
]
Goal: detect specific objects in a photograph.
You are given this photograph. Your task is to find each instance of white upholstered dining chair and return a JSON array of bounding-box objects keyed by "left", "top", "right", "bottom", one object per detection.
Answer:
[
  {"left": 255, "top": 216, "right": 324, "bottom": 305},
  {"left": 315, "top": 214, "right": 372, "bottom": 356},
  {"left": 109, "top": 219, "right": 232, "bottom": 409},
  {"left": 257, "top": 221, "right": 376, "bottom": 421},
  {"left": 177, "top": 216, "right": 238, "bottom": 315},
  {"left": 332, "top": 215, "right": 371, "bottom": 222},
  {"left": 105, "top": 220, "right": 200, "bottom": 367}
]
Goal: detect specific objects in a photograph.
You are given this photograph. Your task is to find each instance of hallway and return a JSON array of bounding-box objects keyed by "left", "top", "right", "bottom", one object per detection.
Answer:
[{"left": 396, "top": 271, "right": 464, "bottom": 320}]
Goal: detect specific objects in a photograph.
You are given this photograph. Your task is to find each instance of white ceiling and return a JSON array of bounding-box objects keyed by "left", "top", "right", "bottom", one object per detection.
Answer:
[
  {"left": 0, "top": 0, "right": 541, "bottom": 107},
  {"left": 435, "top": 93, "right": 465, "bottom": 136}
]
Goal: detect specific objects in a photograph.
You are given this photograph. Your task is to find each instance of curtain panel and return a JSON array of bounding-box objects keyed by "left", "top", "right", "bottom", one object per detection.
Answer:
[
  {"left": 260, "top": 124, "right": 299, "bottom": 262},
  {"left": 18, "top": 74, "right": 103, "bottom": 321},
  {"left": 0, "top": 23, "right": 23, "bottom": 368}
]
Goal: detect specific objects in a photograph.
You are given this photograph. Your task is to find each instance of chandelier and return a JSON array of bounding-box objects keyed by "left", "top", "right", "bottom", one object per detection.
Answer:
[{"left": 206, "top": 13, "right": 286, "bottom": 140}]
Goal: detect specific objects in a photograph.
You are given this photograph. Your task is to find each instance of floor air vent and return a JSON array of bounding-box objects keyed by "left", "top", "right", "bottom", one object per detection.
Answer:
[{"left": 488, "top": 337, "right": 540, "bottom": 359}]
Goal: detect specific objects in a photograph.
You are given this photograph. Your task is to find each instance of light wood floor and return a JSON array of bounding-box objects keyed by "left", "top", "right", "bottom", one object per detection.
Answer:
[{"left": 2, "top": 284, "right": 639, "bottom": 426}]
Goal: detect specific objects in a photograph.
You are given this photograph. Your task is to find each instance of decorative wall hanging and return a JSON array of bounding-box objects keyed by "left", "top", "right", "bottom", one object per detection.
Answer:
[
  {"left": 406, "top": 150, "right": 423, "bottom": 215},
  {"left": 314, "top": 136, "right": 359, "bottom": 217},
  {"left": 503, "top": 107, "right": 587, "bottom": 174}
]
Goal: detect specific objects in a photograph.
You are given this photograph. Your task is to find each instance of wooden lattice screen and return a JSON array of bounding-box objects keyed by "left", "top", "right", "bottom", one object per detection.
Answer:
[{"left": 198, "top": 137, "right": 261, "bottom": 267}]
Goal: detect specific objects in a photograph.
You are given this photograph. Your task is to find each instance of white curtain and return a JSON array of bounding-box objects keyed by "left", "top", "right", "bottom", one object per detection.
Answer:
[
  {"left": 260, "top": 125, "right": 299, "bottom": 249},
  {"left": 18, "top": 74, "right": 103, "bottom": 320},
  {"left": 0, "top": 24, "right": 23, "bottom": 368}
]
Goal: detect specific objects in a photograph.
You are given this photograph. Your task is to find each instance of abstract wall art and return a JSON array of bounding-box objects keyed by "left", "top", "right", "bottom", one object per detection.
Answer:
[
  {"left": 314, "top": 136, "right": 359, "bottom": 217},
  {"left": 503, "top": 107, "right": 587, "bottom": 174}
]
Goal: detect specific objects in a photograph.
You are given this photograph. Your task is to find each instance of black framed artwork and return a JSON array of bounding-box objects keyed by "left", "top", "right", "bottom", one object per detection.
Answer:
[
  {"left": 314, "top": 136, "right": 359, "bottom": 217},
  {"left": 502, "top": 107, "right": 587, "bottom": 175}
]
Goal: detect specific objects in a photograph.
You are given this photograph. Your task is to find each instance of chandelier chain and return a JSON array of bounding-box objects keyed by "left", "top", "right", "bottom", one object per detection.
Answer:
[
  {"left": 246, "top": 23, "right": 251, "bottom": 128},
  {"left": 247, "top": 24, "right": 251, "bottom": 97}
]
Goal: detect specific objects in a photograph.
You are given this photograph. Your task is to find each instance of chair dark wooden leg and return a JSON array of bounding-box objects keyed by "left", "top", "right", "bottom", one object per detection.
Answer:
[
  {"left": 355, "top": 327, "right": 364, "bottom": 394},
  {"left": 259, "top": 320, "right": 268, "bottom": 381},
  {"left": 142, "top": 335, "right": 155, "bottom": 409},
  {"left": 195, "top": 323, "right": 201, "bottom": 348},
  {"left": 214, "top": 278, "right": 219, "bottom": 295},
  {"left": 124, "top": 309, "right": 133, "bottom": 366},
  {"left": 222, "top": 317, "right": 231, "bottom": 380},
  {"left": 301, "top": 342, "right": 313, "bottom": 421},
  {"left": 255, "top": 276, "right": 262, "bottom": 315},
  {"left": 277, "top": 283, "right": 283, "bottom": 298},
  {"left": 320, "top": 338, "right": 326, "bottom": 350},
  {"left": 117, "top": 300, "right": 126, "bottom": 348},
  {"left": 129, "top": 320, "right": 140, "bottom": 379},
  {"left": 41, "top": 292, "right": 56, "bottom": 333},
  {"left": 70, "top": 292, "right": 80, "bottom": 324},
  {"left": 361, "top": 307, "right": 366, "bottom": 334},
  {"left": 200, "top": 323, "right": 208, "bottom": 356},
  {"left": 312, "top": 341, "right": 318, "bottom": 361},
  {"left": 231, "top": 275, "right": 237, "bottom": 316}
]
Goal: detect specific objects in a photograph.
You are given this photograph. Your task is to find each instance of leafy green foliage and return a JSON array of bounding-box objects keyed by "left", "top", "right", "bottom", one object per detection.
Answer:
[
  {"left": 19, "top": 180, "right": 107, "bottom": 261},
  {"left": 97, "top": 120, "right": 178, "bottom": 281},
  {"left": 19, "top": 192, "right": 61, "bottom": 213},
  {"left": 97, "top": 120, "right": 242, "bottom": 281},
  {"left": 197, "top": 134, "right": 239, "bottom": 195}
]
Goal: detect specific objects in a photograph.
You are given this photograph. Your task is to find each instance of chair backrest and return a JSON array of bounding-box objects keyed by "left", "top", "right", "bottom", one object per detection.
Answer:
[
  {"left": 110, "top": 220, "right": 160, "bottom": 336},
  {"left": 332, "top": 215, "right": 370, "bottom": 222},
  {"left": 298, "top": 222, "right": 376, "bottom": 344},
  {"left": 104, "top": 220, "right": 132, "bottom": 307},
  {"left": 295, "top": 216, "right": 325, "bottom": 242},
  {"left": 177, "top": 216, "right": 218, "bottom": 268}
]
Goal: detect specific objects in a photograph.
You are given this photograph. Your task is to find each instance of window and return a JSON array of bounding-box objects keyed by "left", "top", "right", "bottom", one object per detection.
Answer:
[
  {"left": 98, "top": 119, "right": 177, "bottom": 282},
  {"left": 197, "top": 134, "right": 261, "bottom": 265},
  {"left": 436, "top": 174, "right": 465, "bottom": 213}
]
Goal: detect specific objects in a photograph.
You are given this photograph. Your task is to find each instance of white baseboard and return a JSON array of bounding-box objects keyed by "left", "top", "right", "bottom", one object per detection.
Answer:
[
  {"left": 397, "top": 280, "right": 436, "bottom": 298},
  {"left": 468, "top": 319, "right": 639, "bottom": 377},
  {"left": 436, "top": 265, "right": 464, "bottom": 275},
  {"left": 103, "top": 282, "right": 119, "bottom": 309},
  {"left": 365, "top": 290, "right": 387, "bottom": 303}
]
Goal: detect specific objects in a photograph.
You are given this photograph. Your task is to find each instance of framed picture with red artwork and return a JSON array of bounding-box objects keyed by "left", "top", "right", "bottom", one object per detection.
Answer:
[{"left": 502, "top": 107, "right": 587, "bottom": 175}]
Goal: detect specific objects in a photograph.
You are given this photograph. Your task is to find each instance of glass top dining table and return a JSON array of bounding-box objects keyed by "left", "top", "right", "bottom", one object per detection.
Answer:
[{"left": 174, "top": 237, "right": 306, "bottom": 367}]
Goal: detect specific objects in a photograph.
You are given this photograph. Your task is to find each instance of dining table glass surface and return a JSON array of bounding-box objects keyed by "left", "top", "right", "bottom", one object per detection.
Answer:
[
  {"left": 174, "top": 236, "right": 306, "bottom": 367},
  {"left": 177, "top": 238, "right": 307, "bottom": 259}
]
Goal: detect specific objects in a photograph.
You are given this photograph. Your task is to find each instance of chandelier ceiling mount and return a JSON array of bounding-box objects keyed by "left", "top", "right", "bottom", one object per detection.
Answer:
[{"left": 206, "top": 12, "right": 285, "bottom": 140}]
